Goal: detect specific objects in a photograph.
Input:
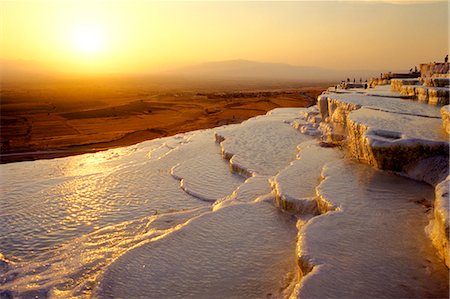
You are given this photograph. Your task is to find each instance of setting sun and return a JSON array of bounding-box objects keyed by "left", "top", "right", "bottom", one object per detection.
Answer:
[
  {"left": 1, "top": 1, "right": 447, "bottom": 74},
  {"left": 72, "top": 25, "right": 105, "bottom": 54}
]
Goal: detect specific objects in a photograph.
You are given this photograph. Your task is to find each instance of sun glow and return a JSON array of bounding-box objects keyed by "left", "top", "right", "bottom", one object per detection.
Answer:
[
  {"left": 1, "top": 1, "right": 448, "bottom": 75},
  {"left": 72, "top": 25, "right": 105, "bottom": 54}
]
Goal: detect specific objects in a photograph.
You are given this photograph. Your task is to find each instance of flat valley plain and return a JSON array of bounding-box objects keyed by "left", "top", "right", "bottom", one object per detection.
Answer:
[{"left": 0, "top": 75, "right": 329, "bottom": 163}]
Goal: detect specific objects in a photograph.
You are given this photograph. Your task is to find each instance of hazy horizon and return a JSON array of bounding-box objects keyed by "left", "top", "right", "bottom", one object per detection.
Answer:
[
  {"left": 1, "top": 0, "right": 448, "bottom": 79},
  {"left": 0, "top": 58, "right": 397, "bottom": 82}
]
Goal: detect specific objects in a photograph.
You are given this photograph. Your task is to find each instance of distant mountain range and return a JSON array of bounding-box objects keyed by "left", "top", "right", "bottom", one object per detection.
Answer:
[
  {"left": 166, "top": 59, "right": 384, "bottom": 82},
  {"left": 1, "top": 58, "right": 386, "bottom": 83}
]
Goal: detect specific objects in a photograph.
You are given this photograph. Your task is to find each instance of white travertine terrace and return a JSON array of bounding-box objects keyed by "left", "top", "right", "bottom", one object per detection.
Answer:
[
  {"left": 414, "top": 86, "right": 450, "bottom": 105},
  {"left": 347, "top": 107, "right": 447, "bottom": 172},
  {"left": 215, "top": 109, "right": 311, "bottom": 177},
  {"left": 318, "top": 89, "right": 447, "bottom": 175},
  {"left": 1, "top": 83, "right": 449, "bottom": 298},
  {"left": 316, "top": 83, "right": 449, "bottom": 277},
  {"left": 391, "top": 78, "right": 420, "bottom": 92},
  {"left": 295, "top": 160, "right": 448, "bottom": 298},
  {"left": 422, "top": 77, "right": 450, "bottom": 87},
  {"left": 170, "top": 152, "right": 243, "bottom": 202},
  {"left": 319, "top": 92, "right": 441, "bottom": 119},
  {"left": 390, "top": 68, "right": 450, "bottom": 105},
  {"left": 428, "top": 175, "right": 450, "bottom": 267},
  {"left": 420, "top": 62, "right": 449, "bottom": 78},
  {"left": 441, "top": 105, "right": 450, "bottom": 134},
  {"left": 272, "top": 141, "right": 343, "bottom": 214}
]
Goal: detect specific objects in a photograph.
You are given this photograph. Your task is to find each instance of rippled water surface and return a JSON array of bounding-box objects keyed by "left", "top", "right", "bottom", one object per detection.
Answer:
[
  {"left": 1, "top": 133, "right": 214, "bottom": 259},
  {"left": 0, "top": 108, "right": 448, "bottom": 298}
]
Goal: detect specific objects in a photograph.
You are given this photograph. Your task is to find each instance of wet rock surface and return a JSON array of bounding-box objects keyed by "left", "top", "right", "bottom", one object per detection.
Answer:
[{"left": 1, "top": 86, "right": 448, "bottom": 298}]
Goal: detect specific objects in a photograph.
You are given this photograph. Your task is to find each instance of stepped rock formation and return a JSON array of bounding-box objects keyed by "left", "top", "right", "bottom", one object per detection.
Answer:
[
  {"left": 316, "top": 81, "right": 449, "bottom": 270},
  {"left": 1, "top": 67, "right": 449, "bottom": 298},
  {"left": 441, "top": 105, "right": 450, "bottom": 134},
  {"left": 420, "top": 62, "right": 449, "bottom": 78}
]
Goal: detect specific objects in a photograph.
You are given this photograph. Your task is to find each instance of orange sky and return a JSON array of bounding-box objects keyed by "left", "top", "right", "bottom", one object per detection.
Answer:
[{"left": 1, "top": 0, "right": 448, "bottom": 75}]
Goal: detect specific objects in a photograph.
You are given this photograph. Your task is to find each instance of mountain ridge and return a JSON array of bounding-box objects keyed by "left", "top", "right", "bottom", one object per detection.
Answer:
[
  {"left": 166, "top": 59, "right": 384, "bottom": 82},
  {"left": 1, "top": 58, "right": 387, "bottom": 83}
]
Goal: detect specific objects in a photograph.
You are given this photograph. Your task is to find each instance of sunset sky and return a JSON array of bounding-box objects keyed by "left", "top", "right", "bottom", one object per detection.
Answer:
[{"left": 1, "top": 0, "right": 448, "bottom": 75}]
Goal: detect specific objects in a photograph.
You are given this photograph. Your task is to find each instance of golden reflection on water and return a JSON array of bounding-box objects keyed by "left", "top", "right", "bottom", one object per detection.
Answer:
[
  {"left": 56, "top": 150, "right": 127, "bottom": 231},
  {"left": 62, "top": 147, "right": 134, "bottom": 177},
  {"left": 57, "top": 177, "right": 111, "bottom": 230}
]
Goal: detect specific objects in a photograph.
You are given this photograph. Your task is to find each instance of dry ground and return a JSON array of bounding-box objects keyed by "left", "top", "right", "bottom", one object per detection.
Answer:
[{"left": 1, "top": 78, "right": 328, "bottom": 163}]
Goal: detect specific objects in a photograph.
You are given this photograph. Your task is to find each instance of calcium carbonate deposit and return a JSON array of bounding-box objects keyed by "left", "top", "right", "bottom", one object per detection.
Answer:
[{"left": 0, "top": 83, "right": 449, "bottom": 298}]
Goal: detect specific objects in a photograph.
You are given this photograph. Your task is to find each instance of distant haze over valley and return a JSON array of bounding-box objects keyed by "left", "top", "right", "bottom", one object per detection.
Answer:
[
  {"left": 166, "top": 59, "right": 387, "bottom": 82},
  {"left": 1, "top": 59, "right": 389, "bottom": 83},
  {"left": 1, "top": 1, "right": 446, "bottom": 78}
]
